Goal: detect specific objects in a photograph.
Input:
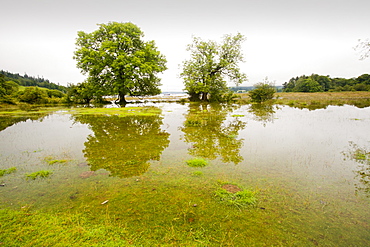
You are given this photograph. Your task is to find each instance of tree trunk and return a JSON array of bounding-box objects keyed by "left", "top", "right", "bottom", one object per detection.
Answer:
[
  {"left": 116, "top": 92, "right": 127, "bottom": 105},
  {"left": 201, "top": 92, "right": 208, "bottom": 101}
]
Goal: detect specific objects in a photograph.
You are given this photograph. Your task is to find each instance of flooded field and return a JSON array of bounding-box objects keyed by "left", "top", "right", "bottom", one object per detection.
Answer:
[{"left": 0, "top": 102, "right": 369, "bottom": 246}]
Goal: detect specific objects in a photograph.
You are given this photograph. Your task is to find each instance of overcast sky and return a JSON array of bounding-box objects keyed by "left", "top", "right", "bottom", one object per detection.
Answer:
[{"left": 1, "top": 0, "right": 369, "bottom": 91}]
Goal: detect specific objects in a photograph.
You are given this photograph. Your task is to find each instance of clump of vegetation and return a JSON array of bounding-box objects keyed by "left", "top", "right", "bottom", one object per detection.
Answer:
[
  {"left": 26, "top": 170, "right": 53, "bottom": 180},
  {"left": 191, "top": 171, "right": 204, "bottom": 176},
  {"left": 214, "top": 182, "right": 257, "bottom": 208},
  {"left": 44, "top": 156, "right": 68, "bottom": 165},
  {"left": 231, "top": 114, "right": 244, "bottom": 117},
  {"left": 0, "top": 167, "right": 17, "bottom": 177},
  {"left": 248, "top": 79, "right": 276, "bottom": 103},
  {"left": 186, "top": 158, "right": 209, "bottom": 167},
  {"left": 47, "top": 159, "right": 68, "bottom": 165}
]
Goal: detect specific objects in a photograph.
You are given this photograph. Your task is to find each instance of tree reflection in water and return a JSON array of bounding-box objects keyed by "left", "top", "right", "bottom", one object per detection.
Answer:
[
  {"left": 248, "top": 102, "right": 277, "bottom": 126},
  {"left": 180, "top": 103, "right": 246, "bottom": 164},
  {"left": 345, "top": 142, "right": 370, "bottom": 197},
  {"left": 73, "top": 112, "right": 170, "bottom": 178}
]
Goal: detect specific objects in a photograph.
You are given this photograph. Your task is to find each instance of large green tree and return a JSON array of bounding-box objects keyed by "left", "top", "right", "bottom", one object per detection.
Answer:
[
  {"left": 180, "top": 33, "right": 247, "bottom": 102},
  {"left": 74, "top": 22, "right": 167, "bottom": 104}
]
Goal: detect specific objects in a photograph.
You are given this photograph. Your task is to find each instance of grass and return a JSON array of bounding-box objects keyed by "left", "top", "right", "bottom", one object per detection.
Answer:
[
  {"left": 25, "top": 170, "right": 53, "bottom": 180},
  {"left": 237, "top": 91, "right": 370, "bottom": 108},
  {"left": 0, "top": 167, "right": 17, "bottom": 177},
  {"left": 43, "top": 156, "right": 69, "bottom": 165},
  {"left": 186, "top": 158, "right": 209, "bottom": 167},
  {"left": 191, "top": 171, "right": 204, "bottom": 176},
  {"left": 214, "top": 182, "right": 257, "bottom": 208}
]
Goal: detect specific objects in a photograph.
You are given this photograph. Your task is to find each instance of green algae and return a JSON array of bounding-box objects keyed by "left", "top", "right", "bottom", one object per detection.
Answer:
[{"left": 68, "top": 106, "right": 162, "bottom": 117}]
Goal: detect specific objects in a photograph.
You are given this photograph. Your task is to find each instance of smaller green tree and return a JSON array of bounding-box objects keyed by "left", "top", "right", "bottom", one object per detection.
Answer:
[
  {"left": 180, "top": 33, "right": 247, "bottom": 102},
  {"left": 248, "top": 78, "right": 276, "bottom": 103}
]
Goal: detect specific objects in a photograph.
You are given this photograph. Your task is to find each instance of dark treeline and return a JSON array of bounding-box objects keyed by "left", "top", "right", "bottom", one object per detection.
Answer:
[
  {"left": 283, "top": 74, "right": 370, "bottom": 92},
  {"left": 0, "top": 70, "right": 67, "bottom": 93}
]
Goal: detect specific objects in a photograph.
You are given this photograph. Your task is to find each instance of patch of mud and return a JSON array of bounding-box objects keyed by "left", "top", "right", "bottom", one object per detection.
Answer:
[
  {"left": 222, "top": 184, "right": 242, "bottom": 193},
  {"left": 79, "top": 171, "right": 95, "bottom": 178}
]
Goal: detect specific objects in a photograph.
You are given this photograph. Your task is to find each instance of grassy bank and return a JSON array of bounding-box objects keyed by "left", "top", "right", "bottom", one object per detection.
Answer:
[{"left": 238, "top": 91, "right": 370, "bottom": 108}]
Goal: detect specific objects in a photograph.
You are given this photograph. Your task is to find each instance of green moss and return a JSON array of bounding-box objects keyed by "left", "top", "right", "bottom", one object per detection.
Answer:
[
  {"left": 0, "top": 167, "right": 17, "bottom": 177},
  {"left": 231, "top": 114, "right": 244, "bottom": 117},
  {"left": 186, "top": 158, "right": 209, "bottom": 167},
  {"left": 26, "top": 170, "right": 53, "bottom": 180}
]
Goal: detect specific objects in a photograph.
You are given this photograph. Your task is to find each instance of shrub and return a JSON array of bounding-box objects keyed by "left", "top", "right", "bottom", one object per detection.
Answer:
[{"left": 248, "top": 80, "right": 276, "bottom": 103}]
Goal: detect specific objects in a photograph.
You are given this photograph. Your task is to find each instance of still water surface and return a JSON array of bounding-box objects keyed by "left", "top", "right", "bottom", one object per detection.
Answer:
[{"left": 0, "top": 103, "right": 369, "bottom": 245}]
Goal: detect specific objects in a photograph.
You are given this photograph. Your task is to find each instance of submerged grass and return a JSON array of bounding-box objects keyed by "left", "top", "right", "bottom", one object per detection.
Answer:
[
  {"left": 68, "top": 106, "right": 161, "bottom": 117},
  {"left": 214, "top": 182, "right": 257, "bottom": 208},
  {"left": 186, "top": 158, "right": 209, "bottom": 167},
  {"left": 0, "top": 167, "right": 17, "bottom": 177},
  {"left": 25, "top": 170, "right": 53, "bottom": 180}
]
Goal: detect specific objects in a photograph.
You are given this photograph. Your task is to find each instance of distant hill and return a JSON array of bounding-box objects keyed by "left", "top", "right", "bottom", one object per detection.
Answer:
[
  {"left": 229, "top": 86, "right": 283, "bottom": 92},
  {"left": 0, "top": 70, "right": 67, "bottom": 93}
]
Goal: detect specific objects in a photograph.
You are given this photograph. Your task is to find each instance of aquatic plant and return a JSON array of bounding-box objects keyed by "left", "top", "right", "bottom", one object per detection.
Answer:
[
  {"left": 191, "top": 171, "right": 204, "bottom": 176},
  {"left": 26, "top": 170, "right": 53, "bottom": 180},
  {"left": 44, "top": 158, "right": 68, "bottom": 165},
  {"left": 186, "top": 158, "right": 209, "bottom": 167},
  {"left": 214, "top": 182, "right": 257, "bottom": 208},
  {"left": 0, "top": 167, "right": 17, "bottom": 177}
]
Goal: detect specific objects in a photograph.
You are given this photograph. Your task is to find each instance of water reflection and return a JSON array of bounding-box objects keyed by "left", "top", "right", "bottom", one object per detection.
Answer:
[
  {"left": 344, "top": 142, "right": 370, "bottom": 196},
  {"left": 73, "top": 112, "right": 170, "bottom": 178},
  {"left": 248, "top": 103, "right": 277, "bottom": 125},
  {"left": 0, "top": 114, "right": 48, "bottom": 132},
  {"left": 180, "top": 103, "right": 246, "bottom": 164}
]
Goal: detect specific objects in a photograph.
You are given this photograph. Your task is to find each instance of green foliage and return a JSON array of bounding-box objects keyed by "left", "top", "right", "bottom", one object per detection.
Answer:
[
  {"left": 66, "top": 81, "right": 103, "bottom": 104},
  {"left": 73, "top": 22, "right": 167, "bottom": 104},
  {"left": 26, "top": 170, "right": 53, "bottom": 180},
  {"left": 18, "top": 87, "right": 49, "bottom": 104},
  {"left": 0, "top": 167, "right": 17, "bottom": 177},
  {"left": 186, "top": 158, "right": 209, "bottom": 167},
  {"left": 283, "top": 73, "right": 370, "bottom": 92},
  {"left": 180, "top": 33, "right": 247, "bottom": 102},
  {"left": 248, "top": 79, "right": 276, "bottom": 102},
  {"left": 0, "top": 70, "right": 67, "bottom": 92},
  {"left": 15, "top": 87, "right": 65, "bottom": 104}
]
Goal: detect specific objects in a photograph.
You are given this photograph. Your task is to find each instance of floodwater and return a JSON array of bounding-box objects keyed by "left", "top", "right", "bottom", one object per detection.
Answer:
[{"left": 0, "top": 103, "right": 369, "bottom": 246}]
